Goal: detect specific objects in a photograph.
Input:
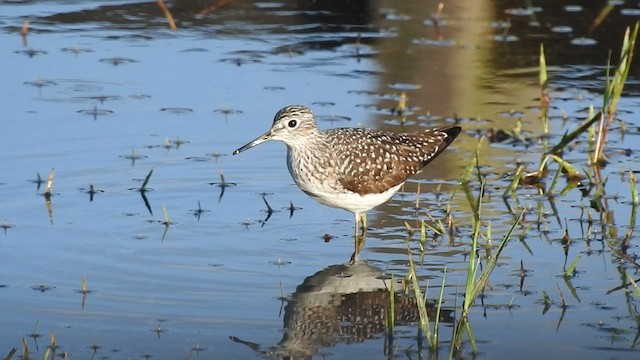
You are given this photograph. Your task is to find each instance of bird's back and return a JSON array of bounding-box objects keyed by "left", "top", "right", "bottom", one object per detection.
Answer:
[{"left": 322, "top": 126, "right": 461, "bottom": 195}]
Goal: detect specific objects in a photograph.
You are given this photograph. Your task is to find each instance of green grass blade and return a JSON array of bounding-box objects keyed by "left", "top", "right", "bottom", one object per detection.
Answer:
[
  {"left": 609, "top": 22, "right": 639, "bottom": 113},
  {"left": 469, "top": 208, "right": 524, "bottom": 301},
  {"left": 407, "top": 247, "right": 433, "bottom": 346},
  {"left": 564, "top": 255, "right": 581, "bottom": 277},
  {"left": 141, "top": 168, "right": 154, "bottom": 191},
  {"left": 540, "top": 43, "right": 549, "bottom": 134}
]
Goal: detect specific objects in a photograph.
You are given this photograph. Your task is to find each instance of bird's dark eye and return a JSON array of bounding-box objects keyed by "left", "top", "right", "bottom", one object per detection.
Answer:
[{"left": 288, "top": 119, "right": 297, "bottom": 128}]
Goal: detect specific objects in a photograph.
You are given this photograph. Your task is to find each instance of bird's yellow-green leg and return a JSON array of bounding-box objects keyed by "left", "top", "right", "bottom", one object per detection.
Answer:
[{"left": 350, "top": 212, "right": 367, "bottom": 264}]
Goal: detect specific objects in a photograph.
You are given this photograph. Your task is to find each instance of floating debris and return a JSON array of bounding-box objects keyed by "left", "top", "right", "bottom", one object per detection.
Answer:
[
  {"left": 189, "top": 200, "right": 210, "bottom": 221},
  {"left": 77, "top": 106, "right": 114, "bottom": 120},
  {"left": 268, "top": 258, "right": 292, "bottom": 266},
  {"left": 214, "top": 107, "right": 243, "bottom": 116},
  {"left": 80, "top": 184, "right": 104, "bottom": 202},
  {"left": 160, "top": 107, "right": 193, "bottom": 114},
  {"left": 24, "top": 78, "right": 57, "bottom": 89},
  {"left": 1, "top": 221, "right": 14, "bottom": 235},
  {"left": 119, "top": 149, "right": 148, "bottom": 166},
  {"left": 311, "top": 101, "right": 335, "bottom": 107},
  {"left": 61, "top": 46, "right": 94, "bottom": 55},
  {"left": 283, "top": 200, "right": 302, "bottom": 218},
  {"left": 30, "top": 284, "right": 56, "bottom": 293},
  {"left": 209, "top": 169, "right": 236, "bottom": 202},
  {"left": 14, "top": 48, "right": 47, "bottom": 57}
]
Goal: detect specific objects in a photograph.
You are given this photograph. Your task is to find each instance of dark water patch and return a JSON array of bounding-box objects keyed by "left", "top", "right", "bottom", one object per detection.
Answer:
[
  {"left": 354, "top": 103, "right": 378, "bottom": 110},
  {"left": 72, "top": 95, "right": 122, "bottom": 104},
  {"left": 99, "top": 56, "right": 137, "bottom": 66},
  {"left": 315, "top": 114, "right": 351, "bottom": 123},
  {"left": 160, "top": 107, "right": 193, "bottom": 114},
  {"left": 185, "top": 156, "right": 210, "bottom": 162},
  {"left": 311, "top": 101, "right": 335, "bottom": 107},
  {"left": 77, "top": 107, "right": 114, "bottom": 118},
  {"left": 213, "top": 107, "right": 243, "bottom": 116},
  {"left": 269, "top": 259, "right": 292, "bottom": 266},
  {"left": 24, "top": 78, "right": 57, "bottom": 88},
  {"left": 103, "top": 33, "right": 153, "bottom": 41},
  {"left": 348, "top": 89, "right": 377, "bottom": 96},
  {"left": 130, "top": 93, "right": 152, "bottom": 100},
  {"left": 263, "top": 85, "right": 285, "bottom": 91},
  {"left": 14, "top": 48, "right": 47, "bottom": 57},
  {"left": 219, "top": 57, "right": 262, "bottom": 66},
  {"left": 180, "top": 47, "right": 208, "bottom": 53}
]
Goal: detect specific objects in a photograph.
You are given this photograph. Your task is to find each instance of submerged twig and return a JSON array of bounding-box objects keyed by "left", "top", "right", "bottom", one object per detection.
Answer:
[{"left": 156, "top": 0, "right": 177, "bottom": 31}]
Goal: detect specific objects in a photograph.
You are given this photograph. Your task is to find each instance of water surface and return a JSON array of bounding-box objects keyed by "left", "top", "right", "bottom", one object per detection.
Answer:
[{"left": 1, "top": 0, "right": 640, "bottom": 359}]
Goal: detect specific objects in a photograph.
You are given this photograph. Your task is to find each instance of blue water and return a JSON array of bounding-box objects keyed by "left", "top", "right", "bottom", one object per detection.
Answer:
[{"left": 1, "top": 1, "right": 639, "bottom": 359}]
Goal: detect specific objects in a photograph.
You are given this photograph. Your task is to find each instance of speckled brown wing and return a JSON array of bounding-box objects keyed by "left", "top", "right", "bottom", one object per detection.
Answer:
[{"left": 333, "top": 126, "right": 461, "bottom": 195}]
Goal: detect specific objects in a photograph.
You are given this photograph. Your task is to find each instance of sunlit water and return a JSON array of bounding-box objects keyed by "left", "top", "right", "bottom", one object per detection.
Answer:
[{"left": 1, "top": 1, "right": 640, "bottom": 359}]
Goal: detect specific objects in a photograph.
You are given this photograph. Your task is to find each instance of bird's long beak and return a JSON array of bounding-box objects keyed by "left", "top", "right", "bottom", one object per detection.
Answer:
[{"left": 232, "top": 129, "right": 272, "bottom": 155}]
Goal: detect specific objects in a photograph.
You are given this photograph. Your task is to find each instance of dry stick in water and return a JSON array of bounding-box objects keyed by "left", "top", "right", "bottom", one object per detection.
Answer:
[
  {"left": 197, "top": 0, "right": 231, "bottom": 16},
  {"left": 21, "top": 19, "right": 28, "bottom": 47},
  {"left": 156, "top": 0, "right": 177, "bottom": 31},
  {"left": 44, "top": 168, "right": 54, "bottom": 195},
  {"left": 594, "top": 23, "right": 638, "bottom": 163},
  {"left": 432, "top": 2, "right": 445, "bottom": 41}
]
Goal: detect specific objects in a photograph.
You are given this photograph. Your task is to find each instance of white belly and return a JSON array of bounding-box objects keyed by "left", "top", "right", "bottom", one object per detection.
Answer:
[{"left": 301, "top": 183, "right": 402, "bottom": 214}]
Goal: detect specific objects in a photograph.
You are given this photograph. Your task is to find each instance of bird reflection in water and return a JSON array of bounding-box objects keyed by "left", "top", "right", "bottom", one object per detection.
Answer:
[{"left": 230, "top": 262, "right": 453, "bottom": 359}]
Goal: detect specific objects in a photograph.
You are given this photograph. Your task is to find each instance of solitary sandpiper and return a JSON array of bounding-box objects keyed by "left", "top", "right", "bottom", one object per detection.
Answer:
[{"left": 233, "top": 105, "right": 461, "bottom": 263}]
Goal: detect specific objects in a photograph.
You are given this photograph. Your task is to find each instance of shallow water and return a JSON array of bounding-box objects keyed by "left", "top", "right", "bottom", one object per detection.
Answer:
[{"left": 1, "top": 0, "right": 640, "bottom": 359}]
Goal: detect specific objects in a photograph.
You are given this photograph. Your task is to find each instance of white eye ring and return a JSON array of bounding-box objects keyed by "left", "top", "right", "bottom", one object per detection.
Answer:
[{"left": 287, "top": 119, "right": 297, "bottom": 128}]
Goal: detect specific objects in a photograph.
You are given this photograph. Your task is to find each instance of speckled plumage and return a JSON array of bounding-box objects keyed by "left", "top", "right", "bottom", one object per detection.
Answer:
[{"left": 233, "top": 105, "right": 461, "bottom": 262}]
